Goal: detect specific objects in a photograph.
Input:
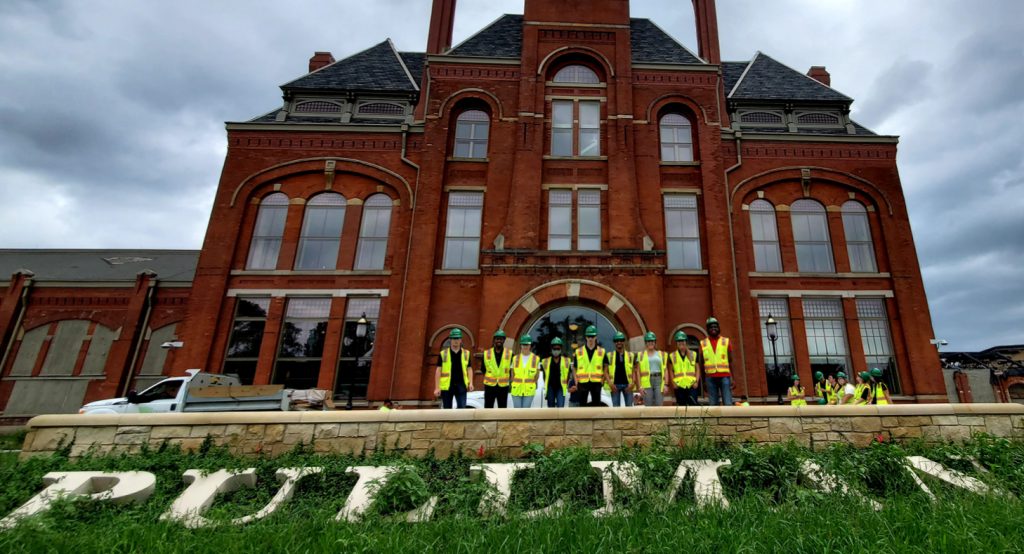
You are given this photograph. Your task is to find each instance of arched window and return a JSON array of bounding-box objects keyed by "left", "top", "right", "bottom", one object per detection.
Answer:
[
  {"left": 453, "top": 110, "right": 490, "bottom": 159},
  {"left": 552, "top": 64, "right": 600, "bottom": 84},
  {"left": 749, "top": 199, "right": 782, "bottom": 272},
  {"left": 791, "top": 199, "right": 834, "bottom": 273},
  {"left": 246, "top": 192, "right": 289, "bottom": 270},
  {"left": 842, "top": 201, "right": 877, "bottom": 272},
  {"left": 296, "top": 193, "right": 346, "bottom": 270},
  {"left": 659, "top": 113, "right": 693, "bottom": 162},
  {"left": 354, "top": 194, "right": 393, "bottom": 270}
]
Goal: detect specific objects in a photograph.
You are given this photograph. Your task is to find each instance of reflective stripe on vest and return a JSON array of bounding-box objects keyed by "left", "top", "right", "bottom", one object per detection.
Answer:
[
  {"left": 483, "top": 348, "right": 513, "bottom": 387},
  {"left": 853, "top": 384, "right": 869, "bottom": 405},
  {"left": 872, "top": 383, "right": 889, "bottom": 405},
  {"left": 575, "top": 347, "right": 606, "bottom": 384},
  {"left": 670, "top": 350, "right": 697, "bottom": 388},
  {"left": 604, "top": 350, "right": 635, "bottom": 391},
  {"left": 700, "top": 338, "right": 731, "bottom": 376},
  {"left": 511, "top": 353, "right": 540, "bottom": 397},
  {"left": 439, "top": 348, "right": 471, "bottom": 391},
  {"left": 542, "top": 357, "right": 570, "bottom": 396},
  {"left": 788, "top": 385, "right": 807, "bottom": 406},
  {"left": 636, "top": 350, "right": 666, "bottom": 390}
]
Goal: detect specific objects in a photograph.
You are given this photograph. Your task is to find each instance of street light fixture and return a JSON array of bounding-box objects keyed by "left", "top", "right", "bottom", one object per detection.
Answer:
[
  {"left": 348, "top": 313, "right": 369, "bottom": 411},
  {"left": 766, "top": 314, "right": 783, "bottom": 404}
]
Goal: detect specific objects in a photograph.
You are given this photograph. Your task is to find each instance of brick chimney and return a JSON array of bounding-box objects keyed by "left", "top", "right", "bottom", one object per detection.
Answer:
[
  {"left": 426, "top": 0, "right": 457, "bottom": 54},
  {"left": 807, "top": 66, "right": 831, "bottom": 86},
  {"left": 692, "top": 0, "right": 721, "bottom": 65},
  {"left": 308, "top": 52, "right": 335, "bottom": 73}
]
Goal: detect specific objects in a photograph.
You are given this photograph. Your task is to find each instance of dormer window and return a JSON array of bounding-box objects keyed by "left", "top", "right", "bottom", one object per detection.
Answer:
[
  {"left": 293, "top": 100, "right": 343, "bottom": 114},
  {"left": 356, "top": 102, "right": 406, "bottom": 116},
  {"left": 796, "top": 111, "right": 842, "bottom": 126},
  {"left": 739, "top": 111, "right": 785, "bottom": 126}
]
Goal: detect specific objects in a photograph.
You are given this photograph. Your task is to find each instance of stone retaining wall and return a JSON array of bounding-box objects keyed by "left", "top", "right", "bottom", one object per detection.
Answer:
[{"left": 21, "top": 404, "right": 1024, "bottom": 460}]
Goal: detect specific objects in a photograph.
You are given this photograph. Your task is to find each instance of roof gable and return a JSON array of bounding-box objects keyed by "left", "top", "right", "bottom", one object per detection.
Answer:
[
  {"left": 448, "top": 14, "right": 523, "bottom": 58},
  {"left": 283, "top": 40, "right": 418, "bottom": 93},
  {"left": 629, "top": 18, "right": 702, "bottom": 65},
  {"left": 728, "top": 52, "right": 852, "bottom": 103}
]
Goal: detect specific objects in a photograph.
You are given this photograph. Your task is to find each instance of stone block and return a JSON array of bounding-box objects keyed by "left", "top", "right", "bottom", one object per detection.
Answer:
[
  {"left": 411, "top": 439, "right": 434, "bottom": 450},
  {"left": 380, "top": 432, "right": 412, "bottom": 450},
  {"left": 496, "top": 422, "right": 530, "bottom": 447},
  {"left": 768, "top": 418, "right": 802, "bottom": 434},
  {"left": 453, "top": 439, "right": 486, "bottom": 454},
  {"left": 245, "top": 425, "right": 265, "bottom": 439},
  {"left": 890, "top": 426, "right": 923, "bottom": 439},
  {"left": 413, "top": 427, "right": 441, "bottom": 439},
  {"left": 984, "top": 416, "right": 1013, "bottom": 437},
  {"left": 939, "top": 426, "right": 970, "bottom": 442},
  {"left": 314, "top": 438, "right": 366, "bottom": 455},
  {"left": 432, "top": 441, "right": 454, "bottom": 459},
  {"left": 931, "top": 415, "right": 958, "bottom": 426},
  {"left": 802, "top": 421, "right": 831, "bottom": 433},
  {"left": 74, "top": 427, "right": 117, "bottom": 445},
  {"left": 545, "top": 435, "right": 584, "bottom": 450},
  {"left": 264, "top": 424, "right": 285, "bottom": 443},
  {"left": 337, "top": 424, "right": 361, "bottom": 437},
  {"left": 441, "top": 423, "right": 465, "bottom": 440},
  {"left": 593, "top": 420, "right": 614, "bottom": 430},
  {"left": 395, "top": 422, "right": 426, "bottom": 432},
  {"left": 919, "top": 426, "right": 941, "bottom": 439},
  {"left": 851, "top": 417, "right": 882, "bottom": 433},
  {"left": 149, "top": 426, "right": 190, "bottom": 440},
  {"left": 613, "top": 420, "right": 637, "bottom": 431},
  {"left": 564, "top": 420, "right": 594, "bottom": 435},
  {"left": 636, "top": 421, "right": 666, "bottom": 435},
  {"left": 282, "top": 426, "right": 314, "bottom": 445},
  {"left": 843, "top": 433, "right": 876, "bottom": 448},
  {"left": 314, "top": 424, "right": 340, "bottom": 439},
  {"left": 225, "top": 424, "right": 247, "bottom": 437},
  {"left": 464, "top": 422, "right": 497, "bottom": 440},
  {"left": 358, "top": 423, "right": 381, "bottom": 435},
  {"left": 592, "top": 430, "right": 622, "bottom": 449},
  {"left": 190, "top": 425, "right": 227, "bottom": 438},
  {"left": 70, "top": 443, "right": 112, "bottom": 458},
  {"left": 623, "top": 435, "right": 652, "bottom": 448},
  {"left": 881, "top": 417, "right": 900, "bottom": 427},
  {"left": 828, "top": 419, "right": 852, "bottom": 431},
  {"left": 736, "top": 428, "right": 770, "bottom": 442},
  {"left": 897, "top": 416, "right": 932, "bottom": 427},
  {"left": 956, "top": 416, "right": 984, "bottom": 427},
  {"left": 170, "top": 438, "right": 206, "bottom": 452},
  {"left": 534, "top": 421, "right": 564, "bottom": 436}
]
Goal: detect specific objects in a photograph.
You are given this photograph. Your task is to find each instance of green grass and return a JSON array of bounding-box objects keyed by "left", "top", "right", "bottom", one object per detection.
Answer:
[{"left": 1, "top": 435, "right": 1022, "bottom": 553}]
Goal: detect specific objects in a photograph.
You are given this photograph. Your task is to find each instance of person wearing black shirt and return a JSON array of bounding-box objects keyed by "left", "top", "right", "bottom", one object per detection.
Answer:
[
  {"left": 434, "top": 328, "right": 473, "bottom": 409},
  {"left": 542, "top": 338, "right": 571, "bottom": 407},
  {"left": 604, "top": 332, "right": 635, "bottom": 407}
]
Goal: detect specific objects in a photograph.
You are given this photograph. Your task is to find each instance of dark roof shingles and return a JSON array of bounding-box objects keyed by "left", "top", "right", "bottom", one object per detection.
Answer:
[
  {"left": 449, "top": 14, "right": 523, "bottom": 58},
  {"left": 729, "top": 52, "right": 851, "bottom": 102},
  {"left": 0, "top": 250, "right": 199, "bottom": 283},
  {"left": 284, "top": 41, "right": 417, "bottom": 92},
  {"left": 629, "top": 18, "right": 702, "bottom": 64}
]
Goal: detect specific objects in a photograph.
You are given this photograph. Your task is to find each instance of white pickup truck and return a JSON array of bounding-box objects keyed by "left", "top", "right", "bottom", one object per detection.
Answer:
[{"left": 79, "top": 370, "right": 297, "bottom": 414}]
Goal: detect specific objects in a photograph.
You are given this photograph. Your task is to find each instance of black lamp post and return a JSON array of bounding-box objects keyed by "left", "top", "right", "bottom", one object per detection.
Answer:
[
  {"left": 347, "top": 313, "right": 368, "bottom": 411},
  {"left": 766, "top": 314, "right": 783, "bottom": 405}
]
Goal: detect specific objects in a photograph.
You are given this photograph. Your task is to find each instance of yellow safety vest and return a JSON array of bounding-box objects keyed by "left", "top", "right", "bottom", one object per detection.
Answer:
[
  {"left": 511, "top": 353, "right": 540, "bottom": 396},
  {"left": 815, "top": 381, "right": 835, "bottom": 403},
  {"left": 872, "top": 383, "right": 890, "bottom": 405},
  {"left": 636, "top": 350, "right": 667, "bottom": 390},
  {"left": 575, "top": 347, "right": 606, "bottom": 384},
  {"left": 482, "top": 348, "right": 513, "bottom": 387},
  {"left": 788, "top": 386, "right": 807, "bottom": 406},
  {"left": 439, "top": 348, "right": 472, "bottom": 391},
  {"left": 853, "top": 383, "right": 869, "bottom": 405},
  {"left": 670, "top": 350, "right": 698, "bottom": 389},
  {"left": 541, "top": 356, "right": 570, "bottom": 396},
  {"left": 604, "top": 350, "right": 635, "bottom": 391},
  {"left": 700, "top": 337, "right": 731, "bottom": 376},
  {"left": 379, "top": 406, "right": 391, "bottom": 412},
  {"left": 838, "top": 383, "right": 855, "bottom": 404}
]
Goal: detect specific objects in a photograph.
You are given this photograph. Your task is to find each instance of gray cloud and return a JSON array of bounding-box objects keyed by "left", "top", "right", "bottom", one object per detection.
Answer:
[{"left": 0, "top": 0, "right": 1021, "bottom": 351}]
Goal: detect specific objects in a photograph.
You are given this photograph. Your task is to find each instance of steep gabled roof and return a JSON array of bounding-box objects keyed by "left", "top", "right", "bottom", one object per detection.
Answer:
[
  {"left": 722, "top": 61, "right": 749, "bottom": 96},
  {"left": 629, "top": 18, "right": 702, "bottom": 65},
  {"left": 728, "top": 52, "right": 852, "bottom": 102},
  {"left": 399, "top": 52, "right": 426, "bottom": 81},
  {"left": 283, "top": 39, "right": 419, "bottom": 92}
]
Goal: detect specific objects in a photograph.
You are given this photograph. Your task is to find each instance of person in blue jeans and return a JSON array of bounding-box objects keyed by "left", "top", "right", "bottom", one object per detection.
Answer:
[
  {"left": 604, "top": 332, "right": 636, "bottom": 407},
  {"left": 434, "top": 328, "right": 474, "bottom": 408},
  {"left": 542, "top": 338, "right": 571, "bottom": 407},
  {"left": 699, "top": 317, "right": 734, "bottom": 406}
]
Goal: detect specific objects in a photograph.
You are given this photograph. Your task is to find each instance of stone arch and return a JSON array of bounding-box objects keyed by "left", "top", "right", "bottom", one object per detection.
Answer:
[
  {"left": 538, "top": 47, "right": 615, "bottom": 79},
  {"left": 427, "top": 324, "right": 476, "bottom": 351},
  {"left": 436, "top": 88, "right": 505, "bottom": 120},
  {"left": 731, "top": 166, "right": 895, "bottom": 216},
  {"left": 497, "top": 279, "right": 647, "bottom": 342},
  {"left": 645, "top": 93, "right": 714, "bottom": 126},
  {"left": 229, "top": 158, "right": 413, "bottom": 209},
  {"left": 670, "top": 322, "right": 708, "bottom": 341}
]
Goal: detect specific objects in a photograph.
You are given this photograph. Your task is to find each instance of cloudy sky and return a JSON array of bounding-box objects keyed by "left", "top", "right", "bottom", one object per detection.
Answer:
[{"left": 0, "top": 0, "right": 1021, "bottom": 351}]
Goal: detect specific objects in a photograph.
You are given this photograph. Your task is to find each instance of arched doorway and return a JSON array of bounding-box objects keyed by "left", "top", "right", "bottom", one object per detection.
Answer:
[{"left": 523, "top": 304, "right": 620, "bottom": 359}]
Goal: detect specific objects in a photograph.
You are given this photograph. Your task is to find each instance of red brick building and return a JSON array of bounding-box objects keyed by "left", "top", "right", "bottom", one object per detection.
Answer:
[{"left": 0, "top": 0, "right": 946, "bottom": 415}]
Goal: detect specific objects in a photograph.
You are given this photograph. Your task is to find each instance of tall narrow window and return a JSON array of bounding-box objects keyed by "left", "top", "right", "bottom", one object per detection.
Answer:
[
  {"left": 453, "top": 110, "right": 490, "bottom": 159},
  {"left": 842, "top": 201, "right": 877, "bottom": 272},
  {"left": 578, "top": 101, "right": 601, "bottom": 156},
  {"left": 749, "top": 199, "right": 782, "bottom": 272},
  {"left": 577, "top": 189, "right": 602, "bottom": 251},
  {"left": 548, "top": 190, "right": 573, "bottom": 251},
  {"left": 246, "top": 193, "right": 289, "bottom": 270},
  {"left": 223, "top": 297, "right": 270, "bottom": 385},
  {"left": 664, "top": 194, "right": 702, "bottom": 269},
  {"left": 443, "top": 191, "right": 483, "bottom": 270},
  {"left": 659, "top": 113, "right": 693, "bottom": 162},
  {"left": 551, "top": 100, "right": 574, "bottom": 157},
  {"left": 857, "top": 298, "right": 900, "bottom": 393},
  {"left": 355, "top": 194, "right": 393, "bottom": 270},
  {"left": 550, "top": 100, "right": 601, "bottom": 157},
  {"left": 759, "top": 297, "right": 793, "bottom": 396},
  {"left": 791, "top": 199, "right": 834, "bottom": 273},
  {"left": 803, "top": 298, "right": 849, "bottom": 377},
  {"left": 336, "top": 297, "right": 381, "bottom": 399},
  {"left": 296, "top": 193, "right": 346, "bottom": 270},
  {"left": 274, "top": 297, "right": 330, "bottom": 389}
]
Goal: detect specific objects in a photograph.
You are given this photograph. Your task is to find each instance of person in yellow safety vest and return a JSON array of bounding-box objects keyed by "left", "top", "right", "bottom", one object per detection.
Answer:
[
  {"left": 482, "top": 329, "right": 513, "bottom": 409},
  {"left": 603, "top": 332, "right": 636, "bottom": 407},
  {"left": 869, "top": 367, "right": 892, "bottom": 405},
  {"left": 824, "top": 373, "right": 841, "bottom": 405},
  {"left": 786, "top": 374, "right": 807, "bottom": 406},
  {"left": 434, "top": 328, "right": 473, "bottom": 409},
  {"left": 836, "top": 372, "right": 857, "bottom": 405},
  {"left": 575, "top": 325, "right": 606, "bottom": 407},
  {"left": 637, "top": 331, "right": 667, "bottom": 407},
  {"left": 813, "top": 371, "right": 829, "bottom": 405},
  {"left": 542, "top": 338, "right": 571, "bottom": 408},
  {"left": 379, "top": 399, "right": 395, "bottom": 412},
  {"left": 666, "top": 330, "right": 699, "bottom": 406},
  {"left": 698, "top": 317, "right": 734, "bottom": 406},
  {"left": 853, "top": 371, "right": 871, "bottom": 405},
  {"left": 511, "top": 335, "right": 541, "bottom": 408}
]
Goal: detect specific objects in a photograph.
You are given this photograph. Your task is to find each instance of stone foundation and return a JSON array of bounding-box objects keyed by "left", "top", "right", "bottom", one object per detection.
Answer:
[{"left": 21, "top": 404, "right": 1024, "bottom": 460}]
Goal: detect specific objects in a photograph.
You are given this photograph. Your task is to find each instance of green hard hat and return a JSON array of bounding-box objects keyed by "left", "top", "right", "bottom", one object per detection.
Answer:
[
  {"left": 613, "top": 332, "right": 626, "bottom": 342},
  {"left": 551, "top": 338, "right": 564, "bottom": 347},
  {"left": 814, "top": 371, "right": 824, "bottom": 381},
  {"left": 584, "top": 325, "right": 598, "bottom": 337},
  {"left": 493, "top": 330, "right": 506, "bottom": 339},
  {"left": 706, "top": 317, "right": 719, "bottom": 326},
  {"left": 836, "top": 372, "right": 847, "bottom": 379},
  {"left": 792, "top": 374, "right": 801, "bottom": 381},
  {"left": 870, "top": 368, "right": 883, "bottom": 378},
  {"left": 817, "top": 398, "right": 828, "bottom": 405},
  {"left": 674, "top": 330, "right": 688, "bottom": 342},
  {"left": 449, "top": 328, "right": 463, "bottom": 339},
  {"left": 644, "top": 331, "right": 656, "bottom": 342},
  {"left": 859, "top": 371, "right": 871, "bottom": 381},
  {"left": 519, "top": 334, "right": 533, "bottom": 345}
]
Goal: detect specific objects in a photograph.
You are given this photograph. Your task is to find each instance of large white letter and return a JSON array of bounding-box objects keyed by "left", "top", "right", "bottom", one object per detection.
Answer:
[
  {"left": 470, "top": 463, "right": 534, "bottom": 517},
  {"left": 1, "top": 471, "right": 155, "bottom": 530},
  {"left": 800, "top": 460, "right": 882, "bottom": 511},
  {"left": 665, "top": 460, "right": 731, "bottom": 509},
  {"left": 231, "top": 467, "right": 323, "bottom": 525},
  {"left": 335, "top": 466, "right": 438, "bottom": 523},
  {"left": 905, "top": 456, "right": 1009, "bottom": 500},
  {"left": 161, "top": 469, "right": 257, "bottom": 528},
  {"left": 590, "top": 461, "right": 640, "bottom": 517}
]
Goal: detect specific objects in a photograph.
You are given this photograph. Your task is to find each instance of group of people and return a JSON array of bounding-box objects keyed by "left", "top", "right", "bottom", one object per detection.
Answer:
[
  {"left": 786, "top": 369, "right": 892, "bottom": 406},
  {"left": 433, "top": 317, "right": 737, "bottom": 410}
]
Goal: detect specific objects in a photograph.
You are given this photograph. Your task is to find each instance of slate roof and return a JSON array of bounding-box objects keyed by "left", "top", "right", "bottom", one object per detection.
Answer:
[
  {"left": 727, "top": 52, "right": 852, "bottom": 102},
  {"left": 283, "top": 40, "right": 418, "bottom": 93},
  {"left": 628, "top": 18, "right": 702, "bottom": 65},
  {"left": 400, "top": 52, "right": 426, "bottom": 81},
  {"left": 0, "top": 250, "right": 199, "bottom": 283}
]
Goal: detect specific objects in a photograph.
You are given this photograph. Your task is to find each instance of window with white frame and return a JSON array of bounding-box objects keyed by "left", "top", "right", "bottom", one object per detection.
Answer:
[
  {"left": 803, "top": 298, "right": 849, "bottom": 377},
  {"left": 552, "top": 64, "right": 600, "bottom": 84},
  {"left": 842, "top": 201, "right": 877, "bottom": 272},
  {"left": 296, "top": 193, "right": 346, "bottom": 270},
  {"left": 442, "top": 191, "right": 483, "bottom": 270},
  {"left": 759, "top": 297, "right": 793, "bottom": 396},
  {"left": 664, "top": 194, "right": 702, "bottom": 269},
  {"left": 749, "top": 199, "right": 782, "bottom": 272},
  {"left": 273, "top": 297, "right": 331, "bottom": 390},
  {"left": 354, "top": 194, "right": 393, "bottom": 270},
  {"left": 659, "top": 113, "right": 693, "bottom": 162},
  {"left": 548, "top": 189, "right": 602, "bottom": 251},
  {"left": 791, "top": 199, "right": 834, "bottom": 273},
  {"left": 550, "top": 100, "right": 601, "bottom": 157},
  {"left": 454, "top": 110, "right": 490, "bottom": 159},
  {"left": 548, "top": 189, "right": 573, "bottom": 251},
  {"left": 857, "top": 298, "right": 900, "bottom": 393},
  {"left": 336, "top": 297, "right": 381, "bottom": 398},
  {"left": 577, "top": 189, "right": 602, "bottom": 251},
  {"left": 246, "top": 193, "right": 289, "bottom": 270}
]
